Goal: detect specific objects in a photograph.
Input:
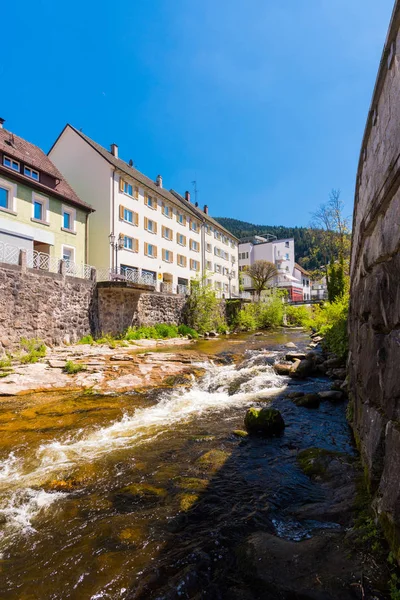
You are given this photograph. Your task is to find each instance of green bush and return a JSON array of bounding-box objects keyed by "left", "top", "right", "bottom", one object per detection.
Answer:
[
  {"left": 64, "top": 360, "right": 85, "bottom": 374},
  {"left": 177, "top": 324, "right": 199, "bottom": 339},
  {"left": 308, "top": 294, "right": 349, "bottom": 359},
  {"left": 78, "top": 334, "right": 94, "bottom": 345},
  {"left": 185, "top": 279, "right": 227, "bottom": 334},
  {"left": 0, "top": 356, "right": 12, "bottom": 369},
  {"left": 20, "top": 338, "right": 47, "bottom": 364},
  {"left": 285, "top": 305, "right": 311, "bottom": 327},
  {"left": 233, "top": 294, "right": 285, "bottom": 331}
]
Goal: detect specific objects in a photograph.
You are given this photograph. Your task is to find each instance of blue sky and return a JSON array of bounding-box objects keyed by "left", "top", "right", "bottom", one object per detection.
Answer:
[{"left": 1, "top": 0, "right": 395, "bottom": 227}]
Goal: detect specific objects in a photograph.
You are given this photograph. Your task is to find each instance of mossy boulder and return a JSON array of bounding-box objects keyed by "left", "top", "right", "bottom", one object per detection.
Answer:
[
  {"left": 233, "top": 429, "right": 249, "bottom": 438},
  {"left": 179, "top": 493, "right": 199, "bottom": 511},
  {"left": 297, "top": 447, "right": 345, "bottom": 478},
  {"left": 113, "top": 483, "right": 167, "bottom": 511},
  {"left": 244, "top": 407, "right": 285, "bottom": 436},
  {"left": 174, "top": 476, "right": 209, "bottom": 492}
]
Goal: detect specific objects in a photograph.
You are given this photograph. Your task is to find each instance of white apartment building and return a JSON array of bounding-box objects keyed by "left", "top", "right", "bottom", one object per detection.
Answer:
[
  {"left": 49, "top": 125, "right": 239, "bottom": 295},
  {"left": 238, "top": 236, "right": 310, "bottom": 301}
]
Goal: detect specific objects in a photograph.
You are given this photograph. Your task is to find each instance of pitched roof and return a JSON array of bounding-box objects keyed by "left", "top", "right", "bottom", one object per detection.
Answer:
[
  {"left": 55, "top": 124, "right": 238, "bottom": 241},
  {"left": 0, "top": 126, "right": 93, "bottom": 211},
  {"left": 294, "top": 262, "right": 311, "bottom": 276}
]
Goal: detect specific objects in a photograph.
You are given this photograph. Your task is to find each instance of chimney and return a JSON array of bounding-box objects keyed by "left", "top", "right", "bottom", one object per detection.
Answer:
[
  {"left": 156, "top": 174, "right": 163, "bottom": 188},
  {"left": 110, "top": 143, "right": 118, "bottom": 158},
  {"left": 185, "top": 191, "right": 190, "bottom": 202},
  {"left": 204, "top": 205, "right": 209, "bottom": 214},
  {"left": 0, "top": 118, "right": 5, "bottom": 129}
]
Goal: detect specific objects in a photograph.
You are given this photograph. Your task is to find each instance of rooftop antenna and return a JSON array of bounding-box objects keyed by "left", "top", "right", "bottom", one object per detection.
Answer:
[{"left": 191, "top": 179, "right": 198, "bottom": 205}]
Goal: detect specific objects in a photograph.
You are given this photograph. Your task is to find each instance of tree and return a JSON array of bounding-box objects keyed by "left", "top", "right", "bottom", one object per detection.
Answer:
[
  {"left": 248, "top": 260, "right": 278, "bottom": 300},
  {"left": 310, "top": 189, "right": 351, "bottom": 293}
]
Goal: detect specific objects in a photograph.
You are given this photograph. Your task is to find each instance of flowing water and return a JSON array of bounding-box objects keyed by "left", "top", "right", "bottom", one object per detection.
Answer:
[{"left": 0, "top": 331, "right": 356, "bottom": 599}]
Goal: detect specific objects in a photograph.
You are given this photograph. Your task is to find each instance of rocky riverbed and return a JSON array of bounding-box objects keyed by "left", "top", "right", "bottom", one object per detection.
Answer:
[{"left": 0, "top": 329, "right": 393, "bottom": 599}]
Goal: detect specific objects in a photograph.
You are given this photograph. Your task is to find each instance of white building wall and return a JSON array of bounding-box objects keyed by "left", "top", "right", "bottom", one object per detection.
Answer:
[
  {"left": 49, "top": 127, "right": 112, "bottom": 269},
  {"left": 51, "top": 126, "right": 239, "bottom": 294}
]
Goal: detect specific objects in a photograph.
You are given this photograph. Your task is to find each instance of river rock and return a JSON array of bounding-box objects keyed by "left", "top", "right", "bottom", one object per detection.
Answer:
[
  {"left": 286, "top": 391, "right": 305, "bottom": 399},
  {"left": 332, "top": 368, "right": 347, "bottom": 380},
  {"left": 293, "top": 393, "right": 320, "bottom": 408},
  {"left": 208, "top": 331, "right": 218, "bottom": 337},
  {"left": 285, "top": 352, "right": 306, "bottom": 362},
  {"left": 324, "top": 357, "right": 345, "bottom": 369},
  {"left": 285, "top": 342, "right": 297, "bottom": 349},
  {"left": 289, "top": 358, "right": 314, "bottom": 379},
  {"left": 273, "top": 362, "right": 292, "bottom": 376},
  {"left": 244, "top": 407, "right": 285, "bottom": 436},
  {"left": 318, "top": 390, "right": 345, "bottom": 402}
]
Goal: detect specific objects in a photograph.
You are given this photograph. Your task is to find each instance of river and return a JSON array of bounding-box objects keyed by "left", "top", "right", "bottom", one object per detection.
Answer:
[{"left": 0, "top": 331, "right": 386, "bottom": 599}]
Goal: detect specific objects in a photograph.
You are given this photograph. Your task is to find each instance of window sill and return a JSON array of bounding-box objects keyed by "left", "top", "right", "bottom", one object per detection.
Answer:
[
  {"left": 177, "top": 221, "right": 186, "bottom": 227},
  {"left": 145, "top": 254, "right": 156, "bottom": 259},
  {"left": 0, "top": 206, "right": 17, "bottom": 216},
  {"left": 123, "top": 248, "right": 138, "bottom": 254},
  {"left": 31, "top": 218, "right": 50, "bottom": 226},
  {"left": 61, "top": 227, "right": 77, "bottom": 235},
  {"left": 146, "top": 229, "right": 157, "bottom": 235},
  {"left": 163, "top": 236, "right": 173, "bottom": 242},
  {"left": 120, "top": 218, "right": 138, "bottom": 226},
  {"left": 163, "top": 213, "right": 172, "bottom": 219},
  {"left": 146, "top": 204, "right": 157, "bottom": 211}
]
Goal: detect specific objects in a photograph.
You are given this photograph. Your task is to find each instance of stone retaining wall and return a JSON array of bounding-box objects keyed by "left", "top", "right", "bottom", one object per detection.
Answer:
[
  {"left": 93, "top": 282, "right": 187, "bottom": 337},
  {"left": 349, "top": 1, "right": 400, "bottom": 561},
  {"left": 0, "top": 262, "right": 95, "bottom": 351}
]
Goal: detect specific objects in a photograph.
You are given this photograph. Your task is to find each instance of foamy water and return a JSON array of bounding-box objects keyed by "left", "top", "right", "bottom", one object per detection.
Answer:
[{"left": 0, "top": 350, "right": 287, "bottom": 548}]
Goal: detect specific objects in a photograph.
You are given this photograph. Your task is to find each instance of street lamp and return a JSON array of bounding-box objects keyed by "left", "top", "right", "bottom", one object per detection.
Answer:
[
  {"left": 227, "top": 270, "right": 233, "bottom": 299},
  {"left": 109, "top": 232, "right": 124, "bottom": 275}
]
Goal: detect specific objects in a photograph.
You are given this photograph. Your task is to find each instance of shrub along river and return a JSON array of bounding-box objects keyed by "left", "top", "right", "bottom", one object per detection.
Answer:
[{"left": 0, "top": 331, "right": 390, "bottom": 599}]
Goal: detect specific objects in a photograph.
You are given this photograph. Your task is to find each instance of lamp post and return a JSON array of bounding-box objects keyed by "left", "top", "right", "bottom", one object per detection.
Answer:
[
  {"left": 227, "top": 270, "right": 233, "bottom": 299},
  {"left": 109, "top": 232, "right": 124, "bottom": 276}
]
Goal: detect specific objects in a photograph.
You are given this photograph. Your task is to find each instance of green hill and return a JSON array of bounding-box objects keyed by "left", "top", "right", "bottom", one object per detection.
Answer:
[{"left": 214, "top": 217, "right": 321, "bottom": 271}]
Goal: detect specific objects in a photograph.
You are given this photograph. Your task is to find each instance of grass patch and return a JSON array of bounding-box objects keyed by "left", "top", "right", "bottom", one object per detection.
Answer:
[
  {"left": 78, "top": 334, "right": 94, "bottom": 345},
  {"left": 19, "top": 338, "right": 46, "bottom": 364},
  {"left": 64, "top": 360, "right": 86, "bottom": 374},
  {"left": 0, "top": 356, "right": 12, "bottom": 369}
]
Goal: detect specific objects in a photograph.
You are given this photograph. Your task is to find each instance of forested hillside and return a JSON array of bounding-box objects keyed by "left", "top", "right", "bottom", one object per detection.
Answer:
[{"left": 214, "top": 217, "right": 322, "bottom": 271}]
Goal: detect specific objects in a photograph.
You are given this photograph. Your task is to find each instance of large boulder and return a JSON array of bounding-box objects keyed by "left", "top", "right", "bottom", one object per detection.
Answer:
[
  {"left": 274, "top": 362, "right": 292, "bottom": 376},
  {"left": 285, "top": 352, "right": 306, "bottom": 362},
  {"left": 293, "top": 393, "right": 321, "bottom": 409},
  {"left": 244, "top": 407, "right": 285, "bottom": 436},
  {"left": 290, "top": 358, "right": 315, "bottom": 379},
  {"left": 318, "top": 390, "right": 345, "bottom": 402}
]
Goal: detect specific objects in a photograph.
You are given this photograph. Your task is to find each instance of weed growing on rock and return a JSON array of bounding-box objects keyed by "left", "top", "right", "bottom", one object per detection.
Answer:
[
  {"left": 20, "top": 338, "right": 46, "bottom": 364},
  {"left": 64, "top": 360, "right": 85, "bottom": 374}
]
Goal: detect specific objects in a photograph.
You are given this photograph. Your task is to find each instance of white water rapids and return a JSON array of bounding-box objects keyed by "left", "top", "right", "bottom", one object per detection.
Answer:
[{"left": 0, "top": 350, "right": 287, "bottom": 551}]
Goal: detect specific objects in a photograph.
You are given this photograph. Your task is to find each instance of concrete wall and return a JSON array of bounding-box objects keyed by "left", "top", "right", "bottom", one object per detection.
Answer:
[
  {"left": 349, "top": 1, "right": 400, "bottom": 561},
  {"left": 0, "top": 262, "right": 95, "bottom": 351}
]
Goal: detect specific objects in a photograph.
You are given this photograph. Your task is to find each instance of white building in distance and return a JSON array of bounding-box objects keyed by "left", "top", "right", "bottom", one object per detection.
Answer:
[
  {"left": 49, "top": 125, "right": 239, "bottom": 296},
  {"left": 238, "top": 235, "right": 311, "bottom": 301}
]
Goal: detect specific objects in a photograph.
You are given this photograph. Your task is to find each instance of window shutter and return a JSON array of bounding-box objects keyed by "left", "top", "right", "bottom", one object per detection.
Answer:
[
  {"left": 153, "top": 245, "right": 157, "bottom": 259},
  {"left": 145, "top": 242, "right": 148, "bottom": 256},
  {"left": 134, "top": 212, "right": 139, "bottom": 226},
  {"left": 162, "top": 225, "right": 166, "bottom": 238},
  {"left": 162, "top": 248, "right": 166, "bottom": 260},
  {"left": 144, "top": 217, "right": 148, "bottom": 230},
  {"left": 144, "top": 193, "right": 147, "bottom": 205},
  {"left": 119, "top": 178, "right": 124, "bottom": 192},
  {"left": 197, "top": 262, "right": 200, "bottom": 272},
  {"left": 134, "top": 239, "right": 139, "bottom": 253},
  {"left": 119, "top": 205, "right": 124, "bottom": 219},
  {"left": 154, "top": 222, "right": 158, "bottom": 234},
  {"left": 176, "top": 232, "right": 179, "bottom": 243},
  {"left": 170, "top": 251, "right": 173, "bottom": 262},
  {"left": 183, "top": 235, "right": 186, "bottom": 245},
  {"left": 134, "top": 186, "right": 139, "bottom": 199}
]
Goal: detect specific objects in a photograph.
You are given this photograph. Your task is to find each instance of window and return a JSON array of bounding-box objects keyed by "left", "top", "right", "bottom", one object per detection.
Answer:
[
  {"left": 0, "top": 187, "right": 9, "bottom": 210},
  {"left": 62, "top": 206, "right": 76, "bottom": 231},
  {"left": 144, "top": 217, "right": 157, "bottom": 234},
  {"left": 145, "top": 194, "right": 157, "bottom": 209},
  {"left": 285, "top": 241, "right": 290, "bottom": 248},
  {"left": 190, "top": 259, "right": 199, "bottom": 271},
  {"left": 215, "top": 264, "right": 221, "bottom": 273},
  {"left": 177, "top": 254, "right": 187, "bottom": 267},
  {"left": 177, "top": 233, "right": 186, "bottom": 246},
  {"left": 190, "top": 220, "right": 198, "bottom": 232},
  {"left": 214, "top": 231, "right": 221, "bottom": 241},
  {"left": 123, "top": 237, "right": 138, "bottom": 252},
  {"left": 246, "top": 252, "right": 249, "bottom": 259},
  {"left": 63, "top": 211, "right": 71, "bottom": 230},
  {"left": 34, "top": 201, "right": 43, "bottom": 220},
  {"left": 162, "top": 226, "right": 173, "bottom": 241},
  {"left": 177, "top": 212, "right": 186, "bottom": 226},
  {"left": 124, "top": 208, "right": 133, "bottom": 223},
  {"left": 162, "top": 204, "right": 172, "bottom": 218},
  {"left": 145, "top": 243, "right": 157, "bottom": 258},
  {"left": 190, "top": 239, "right": 199, "bottom": 252},
  {"left": 285, "top": 253, "right": 289, "bottom": 260},
  {"left": 62, "top": 246, "right": 75, "bottom": 263},
  {"left": 163, "top": 249, "right": 173, "bottom": 263},
  {"left": 124, "top": 236, "right": 133, "bottom": 250},
  {"left": 119, "top": 178, "right": 139, "bottom": 198},
  {"left": 231, "top": 255, "right": 236, "bottom": 263},
  {"left": 206, "top": 260, "right": 212, "bottom": 270},
  {"left": 3, "top": 156, "right": 20, "bottom": 172},
  {"left": 24, "top": 166, "right": 39, "bottom": 181},
  {"left": 214, "top": 247, "right": 220, "bottom": 256},
  {"left": 206, "top": 243, "right": 212, "bottom": 253}
]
